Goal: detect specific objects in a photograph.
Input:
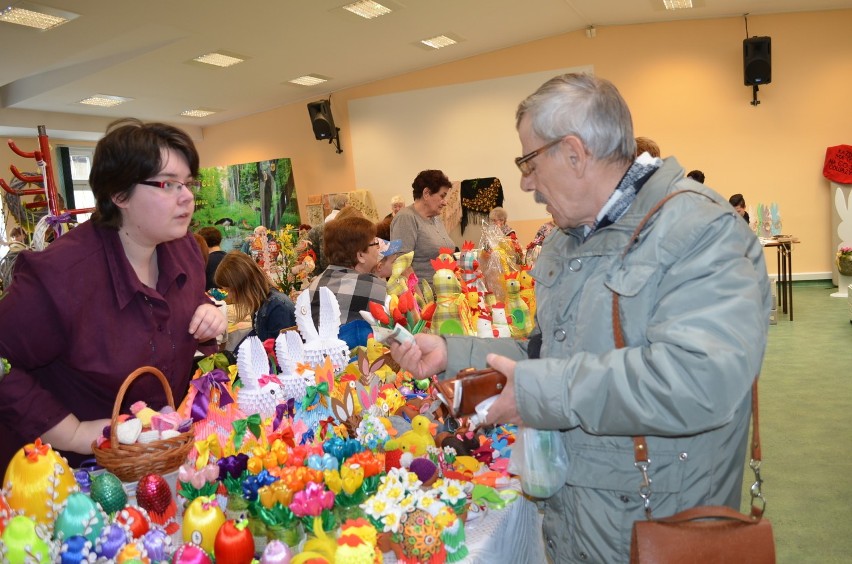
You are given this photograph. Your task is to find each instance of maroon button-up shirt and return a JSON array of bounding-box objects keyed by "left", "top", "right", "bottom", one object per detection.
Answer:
[{"left": 0, "top": 221, "right": 213, "bottom": 471}]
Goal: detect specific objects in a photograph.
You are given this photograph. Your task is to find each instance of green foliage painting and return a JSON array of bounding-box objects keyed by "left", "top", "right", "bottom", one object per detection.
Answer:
[{"left": 192, "top": 158, "right": 300, "bottom": 251}]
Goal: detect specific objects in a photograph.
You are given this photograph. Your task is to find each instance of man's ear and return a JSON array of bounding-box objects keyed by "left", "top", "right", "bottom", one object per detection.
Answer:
[{"left": 563, "top": 136, "right": 588, "bottom": 176}]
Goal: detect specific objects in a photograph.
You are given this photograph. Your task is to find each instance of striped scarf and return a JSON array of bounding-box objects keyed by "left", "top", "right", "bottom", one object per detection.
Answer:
[{"left": 585, "top": 154, "right": 662, "bottom": 239}]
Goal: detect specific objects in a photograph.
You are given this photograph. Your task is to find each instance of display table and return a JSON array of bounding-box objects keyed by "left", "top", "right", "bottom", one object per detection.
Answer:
[
  {"left": 113, "top": 470, "right": 545, "bottom": 563},
  {"left": 760, "top": 237, "right": 799, "bottom": 320}
]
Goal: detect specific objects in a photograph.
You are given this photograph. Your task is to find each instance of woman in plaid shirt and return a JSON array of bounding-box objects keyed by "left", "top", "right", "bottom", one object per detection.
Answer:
[{"left": 306, "top": 216, "right": 387, "bottom": 325}]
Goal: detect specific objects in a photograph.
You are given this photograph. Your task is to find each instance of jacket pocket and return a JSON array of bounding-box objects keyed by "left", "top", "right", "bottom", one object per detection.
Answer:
[
  {"left": 566, "top": 440, "right": 685, "bottom": 494},
  {"left": 605, "top": 263, "right": 658, "bottom": 298}
]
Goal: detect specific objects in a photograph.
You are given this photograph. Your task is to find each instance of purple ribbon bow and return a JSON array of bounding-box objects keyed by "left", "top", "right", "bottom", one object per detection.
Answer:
[
  {"left": 273, "top": 398, "right": 296, "bottom": 431},
  {"left": 46, "top": 212, "right": 73, "bottom": 236},
  {"left": 190, "top": 368, "right": 235, "bottom": 422}
]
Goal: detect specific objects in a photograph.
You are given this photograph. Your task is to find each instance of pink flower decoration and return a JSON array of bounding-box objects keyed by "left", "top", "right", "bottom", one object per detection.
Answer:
[{"left": 289, "top": 481, "right": 335, "bottom": 517}]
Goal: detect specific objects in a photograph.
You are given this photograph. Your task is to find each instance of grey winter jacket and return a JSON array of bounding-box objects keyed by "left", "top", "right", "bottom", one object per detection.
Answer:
[{"left": 445, "top": 157, "right": 771, "bottom": 563}]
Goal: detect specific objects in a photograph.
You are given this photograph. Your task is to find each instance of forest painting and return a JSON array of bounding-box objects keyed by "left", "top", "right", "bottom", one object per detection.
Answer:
[{"left": 192, "top": 158, "right": 300, "bottom": 251}]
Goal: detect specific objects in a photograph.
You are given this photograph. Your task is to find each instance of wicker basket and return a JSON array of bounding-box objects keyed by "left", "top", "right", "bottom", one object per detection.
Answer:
[{"left": 92, "top": 366, "right": 194, "bottom": 483}]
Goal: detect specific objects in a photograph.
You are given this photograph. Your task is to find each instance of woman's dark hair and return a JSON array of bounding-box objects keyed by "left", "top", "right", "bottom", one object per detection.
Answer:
[
  {"left": 193, "top": 233, "right": 209, "bottom": 263},
  {"left": 375, "top": 216, "right": 392, "bottom": 241},
  {"left": 411, "top": 169, "right": 451, "bottom": 200},
  {"left": 89, "top": 118, "right": 199, "bottom": 229},
  {"left": 198, "top": 226, "right": 223, "bottom": 247},
  {"left": 324, "top": 216, "right": 376, "bottom": 268},
  {"left": 729, "top": 193, "right": 746, "bottom": 207},
  {"left": 687, "top": 170, "right": 706, "bottom": 184}
]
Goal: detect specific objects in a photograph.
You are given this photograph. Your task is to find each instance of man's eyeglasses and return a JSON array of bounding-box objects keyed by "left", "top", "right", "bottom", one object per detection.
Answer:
[
  {"left": 514, "top": 137, "right": 564, "bottom": 177},
  {"left": 138, "top": 179, "right": 202, "bottom": 194}
]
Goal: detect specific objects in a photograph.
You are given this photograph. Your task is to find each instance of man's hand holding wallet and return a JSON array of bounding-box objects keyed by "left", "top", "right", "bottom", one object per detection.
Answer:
[{"left": 433, "top": 367, "right": 508, "bottom": 425}]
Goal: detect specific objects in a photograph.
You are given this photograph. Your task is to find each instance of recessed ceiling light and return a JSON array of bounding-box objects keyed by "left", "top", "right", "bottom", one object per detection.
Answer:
[
  {"left": 180, "top": 109, "right": 218, "bottom": 118},
  {"left": 663, "top": 0, "right": 693, "bottom": 9},
  {"left": 420, "top": 34, "right": 457, "bottom": 50},
  {"left": 342, "top": 0, "right": 392, "bottom": 19},
  {"left": 192, "top": 52, "right": 246, "bottom": 68},
  {"left": 0, "top": 1, "right": 78, "bottom": 30},
  {"left": 78, "top": 94, "right": 132, "bottom": 107},
  {"left": 288, "top": 75, "right": 329, "bottom": 86}
]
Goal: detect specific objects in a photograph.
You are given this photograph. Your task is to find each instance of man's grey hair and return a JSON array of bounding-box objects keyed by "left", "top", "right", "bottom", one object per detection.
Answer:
[{"left": 516, "top": 73, "right": 636, "bottom": 165}]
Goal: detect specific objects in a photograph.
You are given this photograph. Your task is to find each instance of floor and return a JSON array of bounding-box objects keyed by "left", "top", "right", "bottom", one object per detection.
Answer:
[{"left": 740, "top": 282, "right": 852, "bottom": 563}]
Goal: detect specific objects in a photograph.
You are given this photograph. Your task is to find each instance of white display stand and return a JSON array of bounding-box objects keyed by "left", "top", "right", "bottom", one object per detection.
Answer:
[
  {"left": 831, "top": 182, "right": 852, "bottom": 288},
  {"left": 831, "top": 274, "right": 852, "bottom": 298}
]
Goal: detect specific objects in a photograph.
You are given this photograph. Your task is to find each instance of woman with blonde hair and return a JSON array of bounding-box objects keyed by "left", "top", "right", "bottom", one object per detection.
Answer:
[{"left": 214, "top": 251, "right": 295, "bottom": 341}]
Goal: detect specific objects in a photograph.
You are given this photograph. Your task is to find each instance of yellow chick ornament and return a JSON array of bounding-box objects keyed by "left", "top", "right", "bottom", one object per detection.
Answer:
[{"left": 384, "top": 415, "right": 435, "bottom": 456}]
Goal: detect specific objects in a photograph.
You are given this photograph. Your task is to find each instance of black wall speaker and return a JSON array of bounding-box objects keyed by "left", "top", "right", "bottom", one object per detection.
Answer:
[
  {"left": 743, "top": 36, "right": 771, "bottom": 86},
  {"left": 307, "top": 100, "right": 337, "bottom": 140}
]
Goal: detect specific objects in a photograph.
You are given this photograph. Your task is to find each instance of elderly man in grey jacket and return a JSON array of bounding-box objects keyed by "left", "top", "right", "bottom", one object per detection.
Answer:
[{"left": 389, "top": 73, "right": 771, "bottom": 563}]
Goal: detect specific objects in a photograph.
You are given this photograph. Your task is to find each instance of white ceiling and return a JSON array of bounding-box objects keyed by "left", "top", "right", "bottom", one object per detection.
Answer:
[{"left": 1, "top": 0, "right": 849, "bottom": 140}]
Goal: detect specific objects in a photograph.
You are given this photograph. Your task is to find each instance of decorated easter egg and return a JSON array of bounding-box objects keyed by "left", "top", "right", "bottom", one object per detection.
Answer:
[
  {"left": 398, "top": 508, "right": 445, "bottom": 561},
  {"left": 182, "top": 495, "right": 225, "bottom": 556},
  {"left": 214, "top": 518, "right": 255, "bottom": 564},
  {"left": 115, "top": 505, "right": 151, "bottom": 539},
  {"left": 3, "top": 438, "right": 78, "bottom": 526},
  {"left": 94, "top": 522, "right": 131, "bottom": 559},
  {"left": 260, "top": 539, "right": 293, "bottom": 563},
  {"left": 0, "top": 514, "right": 53, "bottom": 563},
  {"left": 54, "top": 491, "right": 107, "bottom": 543},
  {"left": 116, "top": 541, "right": 149, "bottom": 562},
  {"left": 90, "top": 471, "right": 128, "bottom": 514},
  {"left": 136, "top": 474, "right": 172, "bottom": 515},
  {"left": 136, "top": 473, "right": 178, "bottom": 533},
  {"left": 141, "top": 528, "right": 173, "bottom": 561},
  {"left": 59, "top": 534, "right": 93, "bottom": 564},
  {"left": 0, "top": 489, "right": 11, "bottom": 534},
  {"left": 173, "top": 543, "right": 214, "bottom": 563}
]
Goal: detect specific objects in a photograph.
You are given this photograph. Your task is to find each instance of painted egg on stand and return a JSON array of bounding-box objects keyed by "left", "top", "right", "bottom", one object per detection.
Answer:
[
  {"left": 53, "top": 491, "right": 107, "bottom": 543},
  {"left": 3, "top": 438, "right": 78, "bottom": 526},
  {"left": 182, "top": 495, "right": 225, "bottom": 556}
]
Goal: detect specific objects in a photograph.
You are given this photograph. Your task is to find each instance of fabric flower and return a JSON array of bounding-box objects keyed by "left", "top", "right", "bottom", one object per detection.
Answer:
[{"left": 289, "top": 481, "right": 335, "bottom": 517}]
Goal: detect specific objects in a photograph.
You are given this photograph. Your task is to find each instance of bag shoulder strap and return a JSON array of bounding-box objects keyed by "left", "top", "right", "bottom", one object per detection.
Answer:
[{"left": 610, "top": 188, "right": 764, "bottom": 519}]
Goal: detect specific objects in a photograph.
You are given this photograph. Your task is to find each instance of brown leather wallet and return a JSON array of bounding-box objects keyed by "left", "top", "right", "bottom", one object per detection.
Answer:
[{"left": 433, "top": 367, "right": 507, "bottom": 418}]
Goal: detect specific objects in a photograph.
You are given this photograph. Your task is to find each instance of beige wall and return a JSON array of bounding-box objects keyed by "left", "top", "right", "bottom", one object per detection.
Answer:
[
  {"left": 5, "top": 10, "right": 850, "bottom": 275},
  {"left": 196, "top": 9, "right": 852, "bottom": 277}
]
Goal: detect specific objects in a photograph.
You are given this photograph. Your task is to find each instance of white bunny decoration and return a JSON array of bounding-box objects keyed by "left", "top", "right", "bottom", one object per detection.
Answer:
[
  {"left": 294, "top": 287, "right": 350, "bottom": 372},
  {"left": 236, "top": 335, "right": 285, "bottom": 419},
  {"left": 274, "top": 330, "right": 315, "bottom": 403}
]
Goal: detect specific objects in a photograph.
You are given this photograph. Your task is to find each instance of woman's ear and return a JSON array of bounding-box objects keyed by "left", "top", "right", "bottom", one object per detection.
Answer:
[{"left": 112, "top": 192, "right": 130, "bottom": 210}]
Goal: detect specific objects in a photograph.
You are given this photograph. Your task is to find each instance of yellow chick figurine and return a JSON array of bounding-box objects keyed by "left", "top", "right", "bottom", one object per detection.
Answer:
[{"left": 384, "top": 415, "right": 436, "bottom": 456}]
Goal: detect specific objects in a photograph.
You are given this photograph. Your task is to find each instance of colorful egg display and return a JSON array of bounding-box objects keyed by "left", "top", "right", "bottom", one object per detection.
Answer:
[
  {"left": 3, "top": 438, "right": 78, "bottom": 526},
  {"left": 136, "top": 473, "right": 178, "bottom": 534},
  {"left": 214, "top": 518, "right": 255, "bottom": 564},
  {"left": 53, "top": 491, "right": 107, "bottom": 543},
  {"left": 141, "top": 527, "right": 173, "bottom": 561},
  {"left": 115, "top": 505, "right": 151, "bottom": 539},
  {"left": 95, "top": 521, "right": 131, "bottom": 559},
  {"left": 0, "top": 490, "right": 11, "bottom": 534},
  {"left": 116, "top": 542, "right": 150, "bottom": 563},
  {"left": 260, "top": 540, "right": 293, "bottom": 563},
  {"left": 182, "top": 496, "right": 225, "bottom": 556},
  {"left": 398, "top": 508, "right": 445, "bottom": 561},
  {"left": 59, "top": 534, "right": 94, "bottom": 564},
  {"left": 89, "top": 471, "right": 128, "bottom": 514},
  {"left": 0, "top": 514, "right": 53, "bottom": 563},
  {"left": 173, "top": 542, "right": 214, "bottom": 563}
]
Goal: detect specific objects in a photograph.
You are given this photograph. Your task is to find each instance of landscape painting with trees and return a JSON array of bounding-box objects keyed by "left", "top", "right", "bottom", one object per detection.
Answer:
[{"left": 192, "top": 158, "right": 300, "bottom": 251}]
